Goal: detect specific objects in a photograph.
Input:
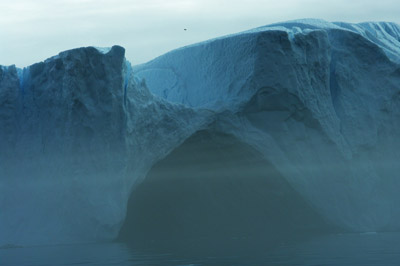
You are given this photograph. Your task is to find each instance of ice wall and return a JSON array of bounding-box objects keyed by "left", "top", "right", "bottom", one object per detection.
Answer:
[
  {"left": 1, "top": 19, "right": 400, "bottom": 246},
  {"left": 134, "top": 19, "right": 400, "bottom": 232},
  {"left": 0, "top": 46, "right": 210, "bottom": 245}
]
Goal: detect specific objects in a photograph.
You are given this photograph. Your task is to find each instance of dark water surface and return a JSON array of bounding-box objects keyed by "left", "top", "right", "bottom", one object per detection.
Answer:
[
  {"left": 3, "top": 132, "right": 400, "bottom": 265},
  {"left": 2, "top": 232, "right": 400, "bottom": 266}
]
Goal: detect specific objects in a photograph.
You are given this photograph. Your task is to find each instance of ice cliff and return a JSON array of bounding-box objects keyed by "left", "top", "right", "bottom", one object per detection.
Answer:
[
  {"left": 1, "top": 19, "right": 400, "bottom": 246},
  {"left": 0, "top": 46, "right": 211, "bottom": 245}
]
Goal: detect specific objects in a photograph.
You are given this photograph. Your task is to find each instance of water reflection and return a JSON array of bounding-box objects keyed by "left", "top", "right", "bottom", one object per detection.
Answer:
[{"left": 2, "top": 233, "right": 400, "bottom": 265}]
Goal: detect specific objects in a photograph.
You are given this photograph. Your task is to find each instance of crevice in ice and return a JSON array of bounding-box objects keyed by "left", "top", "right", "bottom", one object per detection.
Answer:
[
  {"left": 123, "top": 60, "right": 132, "bottom": 106},
  {"left": 16, "top": 67, "right": 30, "bottom": 96},
  {"left": 329, "top": 54, "right": 340, "bottom": 120}
]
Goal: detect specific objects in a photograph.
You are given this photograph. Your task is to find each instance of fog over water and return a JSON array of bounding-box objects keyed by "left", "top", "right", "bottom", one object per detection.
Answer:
[
  {"left": 118, "top": 131, "right": 335, "bottom": 248},
  {"left": 2, "top": 1, "right": 400, "bottom": 265},
  {"left": 3, "top": 231, "right": 400, "bottom": 265}
]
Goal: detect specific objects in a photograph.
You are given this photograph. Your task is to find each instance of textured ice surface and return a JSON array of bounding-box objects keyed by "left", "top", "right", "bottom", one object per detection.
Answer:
[
  {"left": 134, "top": 19, "right": 400, "bottom": 233},
  {"left": 0, "top": 46, "right": 211, "bottom": 245},
  {"left": 1, "top": 19, "right": 400, "bottom": 246}
]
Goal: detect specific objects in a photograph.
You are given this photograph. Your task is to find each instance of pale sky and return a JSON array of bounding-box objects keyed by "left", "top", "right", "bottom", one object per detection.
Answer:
[{"left": 1, "top": 0, "right": 399, "bottom": 67}]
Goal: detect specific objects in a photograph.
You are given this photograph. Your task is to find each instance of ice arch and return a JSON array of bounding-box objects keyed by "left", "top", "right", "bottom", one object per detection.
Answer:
[{"left": 118, "top": 130, "right": 335, "bottom": 246}]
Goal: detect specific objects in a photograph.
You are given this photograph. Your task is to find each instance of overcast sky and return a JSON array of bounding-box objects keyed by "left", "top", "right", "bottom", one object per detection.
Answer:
[{"left": 1, "top": 0, "right": 399, "bottom": 67}]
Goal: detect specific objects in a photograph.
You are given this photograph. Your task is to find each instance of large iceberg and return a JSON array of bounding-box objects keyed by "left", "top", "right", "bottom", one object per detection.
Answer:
[{"left": 1, "top": 19, "right": 400, "bottom": 246}]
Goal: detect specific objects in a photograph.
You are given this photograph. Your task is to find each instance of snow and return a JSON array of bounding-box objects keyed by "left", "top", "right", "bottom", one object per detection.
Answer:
[
  {"left": 94, "top": 46, "right": 112, "bottom": 54},
  {"left": 1, "top": 19, "right": 400, "bottom": 246}
]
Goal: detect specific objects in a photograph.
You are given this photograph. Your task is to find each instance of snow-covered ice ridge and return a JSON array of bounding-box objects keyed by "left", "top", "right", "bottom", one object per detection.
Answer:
[{"left": 1, "top": 19, "right": 400, "bottom": 246}]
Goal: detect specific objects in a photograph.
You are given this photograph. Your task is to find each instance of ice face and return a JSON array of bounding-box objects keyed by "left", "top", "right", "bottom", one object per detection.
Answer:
[
  {"left": 0, "top": 45, "right": 210, "bottom": 246},
  {"left": 134, "top": 20, "right": 400, "bottom": 232},
  {"left": 1, "top": 19, "right": 400, "bottom": 246}
]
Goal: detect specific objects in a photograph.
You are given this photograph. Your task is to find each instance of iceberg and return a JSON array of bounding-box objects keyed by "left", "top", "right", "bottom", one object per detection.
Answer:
[
  {"left": 0, "top": 46, "right": 211, "bottom": 245},
  {"left": 1, "top": 19, "right": 400, "bottom": 246}
]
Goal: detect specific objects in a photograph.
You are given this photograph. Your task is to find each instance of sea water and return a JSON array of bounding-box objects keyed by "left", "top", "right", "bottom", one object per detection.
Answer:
[{"left": 2, "top": 232, "right": 400, "bottom": 265}]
